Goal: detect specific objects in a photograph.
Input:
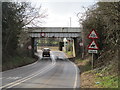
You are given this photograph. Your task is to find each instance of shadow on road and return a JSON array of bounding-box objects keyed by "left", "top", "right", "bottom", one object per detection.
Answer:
[
  {"left": 67, "top": 57, "right": 75, "bottom": 62},
  {"left": 40, "top": 57, "right": 52, "bottom": 62}
]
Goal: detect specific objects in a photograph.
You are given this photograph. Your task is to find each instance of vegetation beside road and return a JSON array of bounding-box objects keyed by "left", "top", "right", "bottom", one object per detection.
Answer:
[
  {"left": 75, "top": 1, "right": 119, "bottom": 89},
  {"left": 75, "top": 57, "right": 118, "bottom": 88},
  {"left": 2, "top": 2, "right": 46, "bottom": 71},
  {"left": 95, "top": 73, "right": 118, "bottom": 88},
  {"left": 75, "top": 57, "right": 91, "bottom": 73},
  {"left": 38, "top": 46, "right": 59, "bottom": 51},
  {"left": 66, "top": 51, "right": 73, "bottom": 58},
  {"left": 2, "top": 56, "right": 37, "bottom": 71},
  {"left": 65, "top": 49, "right": 118, "bottom": 88}
]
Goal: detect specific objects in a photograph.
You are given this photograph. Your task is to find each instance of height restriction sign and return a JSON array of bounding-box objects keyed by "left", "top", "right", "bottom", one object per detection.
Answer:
[
  {"left": 88, "top": 29, "right": 99, "bottom": 39},
  {"left": 40, "top": 32, "right": 45, "bottom": 37}
]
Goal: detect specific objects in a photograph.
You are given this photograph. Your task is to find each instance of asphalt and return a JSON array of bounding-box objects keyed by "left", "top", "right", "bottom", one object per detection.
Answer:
[{"left": 1, "top": 51, "right": 80, "bottom": 89}]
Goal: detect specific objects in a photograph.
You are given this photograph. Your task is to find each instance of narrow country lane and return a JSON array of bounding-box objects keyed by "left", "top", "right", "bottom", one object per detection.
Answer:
[{"left": 1, "top": 51, "right": 80, "bottom": 89}]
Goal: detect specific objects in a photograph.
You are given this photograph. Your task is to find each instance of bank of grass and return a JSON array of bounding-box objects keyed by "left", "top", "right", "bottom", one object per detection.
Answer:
[
  {"left": 95, "top": 75, "right": 118, "bottom": 88},
  {"left": 75, "top": 57, "right": 91, "bottom": 73},
  {"left": 80, "top": 69, "right": 119, "bottom": 88},
  {"left": 93, "top": 64, "right": 119, "bottom": 88},
  {"left": 65, "top": 50, "right": 119, "bottom": 88},
  {"left": 66, "top": 51, "right": 73, "bottom": 57},
  {"left": 2, "top": 56, "right": 37, "bottom": 71},
  {"left": 75, "top": 57, "right": 119, "bottom": 88}
]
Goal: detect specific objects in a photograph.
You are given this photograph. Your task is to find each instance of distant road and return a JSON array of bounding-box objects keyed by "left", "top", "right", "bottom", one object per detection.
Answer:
[{"left": 1, "top": 51, "right": 80, "bottom": 88}]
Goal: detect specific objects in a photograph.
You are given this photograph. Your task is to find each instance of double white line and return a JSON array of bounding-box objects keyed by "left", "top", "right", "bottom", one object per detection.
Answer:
[{"left": 0, "top": 61, "right": 56, "bottom": 89}]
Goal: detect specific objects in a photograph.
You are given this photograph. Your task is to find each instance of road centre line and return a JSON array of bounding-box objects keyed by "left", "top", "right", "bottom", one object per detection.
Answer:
[
  {"left": 7, "top": 62, "right": 56, "bottom": 88},
  {"left": 7, "top": 54, "right": 56, "bottom": 88},
  {"left": 1, "top": 61, "right": 56, "bottom": 89},
  {"left": 0, "top": 52, "right": 56, "bottom": 88}
]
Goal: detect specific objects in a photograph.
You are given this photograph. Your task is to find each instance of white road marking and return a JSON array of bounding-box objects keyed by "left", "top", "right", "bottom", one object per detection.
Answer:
[
  {"left": 1, "top": 57, "right": 56, "bottom": 89},
  {"left": 0, "top": 77, "right": 5, "bottom": 80},
  {"left": 7, "top": 63, "right": 56, "bottom": 88},
  {"left": 26, "top": 61, "right": 38, "bottom": 67},
  {"left": 1, "top": 51, "right": 78, "bottom": 88},
  {"left": 68, "top": 60, "right": 78, "bottom": 88},
  {"left": 73, "top": 63, "right": 78, "bottom": 88},
  {"left": 6, "top": 77, "right": 22, "bottom": 80},
  {"left": 62, "top": 52, "right": 78, "bottom": 88}
]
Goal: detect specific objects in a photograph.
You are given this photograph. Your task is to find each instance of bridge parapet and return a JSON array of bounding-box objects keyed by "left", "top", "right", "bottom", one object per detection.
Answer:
[{"left": 27, "top": 27, "right": 81, "bottom": 38}]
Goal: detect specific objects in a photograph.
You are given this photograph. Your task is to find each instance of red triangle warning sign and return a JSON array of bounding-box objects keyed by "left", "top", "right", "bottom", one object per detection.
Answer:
[
  {"left": 88, "top": 40, "right": 99, "bottom": 50},
  {"left": 88, "top": 29, "right": 99, "bottom": 39}
]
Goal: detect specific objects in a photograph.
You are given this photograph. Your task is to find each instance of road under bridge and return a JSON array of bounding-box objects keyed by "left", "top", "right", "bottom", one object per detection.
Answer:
[{"left": 26, "top": 27, "right": 82, "bottom": 57}]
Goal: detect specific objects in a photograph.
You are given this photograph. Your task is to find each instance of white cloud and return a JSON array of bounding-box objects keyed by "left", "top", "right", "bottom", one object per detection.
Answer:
[{"left": 29, "top": 1, "right": 97, "bottom": 27}]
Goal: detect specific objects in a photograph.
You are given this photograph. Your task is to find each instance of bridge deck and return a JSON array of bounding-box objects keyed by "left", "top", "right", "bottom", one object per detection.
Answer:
[{"left": 27, "top": 27, "right": 81, "bottom": 38}]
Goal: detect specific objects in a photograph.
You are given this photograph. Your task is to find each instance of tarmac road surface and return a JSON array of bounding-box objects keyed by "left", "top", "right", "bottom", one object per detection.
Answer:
[{"left": 1, "top": 51, "right": 80, "bottom": 89}]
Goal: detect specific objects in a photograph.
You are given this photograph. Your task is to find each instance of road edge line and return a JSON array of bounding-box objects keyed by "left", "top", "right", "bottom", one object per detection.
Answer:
[{"left": 63, "top": 52, "right": 78, "bottom": 88}]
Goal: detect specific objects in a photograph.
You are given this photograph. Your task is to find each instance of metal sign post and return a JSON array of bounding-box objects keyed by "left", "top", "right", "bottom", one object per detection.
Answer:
[{"left": 92, "top": 53, "right": 94, "bottom": 69}]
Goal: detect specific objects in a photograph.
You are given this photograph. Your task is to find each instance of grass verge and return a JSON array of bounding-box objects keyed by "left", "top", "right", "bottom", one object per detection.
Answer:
[
  {"left": 66, "top": 51, "right": 73, "bottom": 57},
  {"left": 2, "top": 56, "right": 37, "bottom": 71},
  {"left": 95, "top": 75, "right": 118, "bottom": 88},
  {"left": 75, "top": 57, "right": 91, "bottom": 73},
  {"left": 75, "top": 57, "right": 119, "bottom": 88}
]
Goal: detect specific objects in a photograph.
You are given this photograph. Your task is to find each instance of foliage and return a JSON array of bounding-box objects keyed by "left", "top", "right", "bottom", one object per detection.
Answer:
[
  {"left": 78, "top": 2, "right": 120, "bottom": 67},
  {"left": 95, "top": 74, "right": 118, "bottom": 88},
  {"left": 2, "top": 2, "right": 25, "bottom": 59},
  {"left": 2, "top": 55, "right": 36, "bottom": 71},
  {"left": 66, "top": 51, "right": 73, "bottom": 56},
  {"left": 2, "top": 2, "right": 47, "bottom": 62},
  {"left": 37, "top": 38, "right": 59, "bottom": 46},
  {"left": 77, "top": 3, "right": 119, "bottom": 88}
]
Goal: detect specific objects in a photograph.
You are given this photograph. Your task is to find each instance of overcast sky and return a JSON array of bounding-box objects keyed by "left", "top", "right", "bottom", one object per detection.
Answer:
[{"left": 29, "top": 0, "right": 98, "bottom": 27}]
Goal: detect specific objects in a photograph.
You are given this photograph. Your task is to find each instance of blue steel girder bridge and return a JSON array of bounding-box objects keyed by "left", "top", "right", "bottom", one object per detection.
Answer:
[{"left": 27, "top": 27, "right": 82, "bottom": 57}]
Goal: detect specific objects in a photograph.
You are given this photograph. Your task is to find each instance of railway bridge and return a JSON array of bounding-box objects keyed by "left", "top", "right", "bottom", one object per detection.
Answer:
[{"left": 26, "top": 27, "right": 82, "bottom": 57}]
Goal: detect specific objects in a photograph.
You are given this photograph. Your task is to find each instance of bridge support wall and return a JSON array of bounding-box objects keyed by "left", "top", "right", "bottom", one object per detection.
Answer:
[
  {"left": 31, "top": 37, "right": 35, "bottom": 57},
  {"left": 73, "top": 38, "right": 79, "bottom": 57},
  {"left": 34, "top": 39, "right": 37, "bottom": 53}
]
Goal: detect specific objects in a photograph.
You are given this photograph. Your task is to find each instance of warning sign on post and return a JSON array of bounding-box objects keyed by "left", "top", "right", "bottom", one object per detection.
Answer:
[
  {"left": 88, "top": 40, "right": 99, "bottom": 50},
  {"left": 88, "top": 29, "right": 99, "bottom": 39}
]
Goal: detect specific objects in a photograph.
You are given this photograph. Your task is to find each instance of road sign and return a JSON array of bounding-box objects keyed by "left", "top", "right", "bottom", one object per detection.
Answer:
[
  {"left": 88, "top": 50, "right": 98, "bottom": 53},
  {"left": 88, "top": 40, "right": 99, "bottom": 50},
  {"left": 28, "top": 45, "right": 32, "bottom": 50},
  {"left": 79, "top": 42, "right": 83, "bottom": 46},
  {"left": 40, "top": 32, "right": 45, "bottom": 37},
  {"left": 88, "top": 29, "right": 99, "bottom": 39}
]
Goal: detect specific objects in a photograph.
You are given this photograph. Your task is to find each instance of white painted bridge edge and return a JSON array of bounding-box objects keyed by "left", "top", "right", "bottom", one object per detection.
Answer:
[
  {"left": 29, "top": 33, "right": 81, "bottom": 38},
  {"left": 27, "top": 27, "right": 82, "bottom": 38}
]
